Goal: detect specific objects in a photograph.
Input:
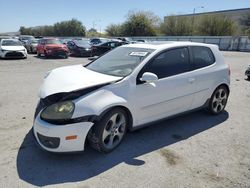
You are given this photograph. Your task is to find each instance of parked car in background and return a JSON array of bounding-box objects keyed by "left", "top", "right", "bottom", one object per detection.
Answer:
[
  {"left": 91, "top": 41, "right": 127, "bottom": 56},
  {"left": 25, "top": 39, "right": 39, "bottom": 54},
  {"left": 37, "top": 38, "right": 69, "bottom": 58},
  {"left": 67, "top": 40, "right": 92, "bottom": 57},
  {"left": 245, "top": 65, "right": 250, "bottom": 79},
  {"left": 0, "top": 36, "right": 11, "bottom": 43},
  {"left": 33, "top": 42, "right": 230, "bottom": 153},
  {"left": 90, "top": 38, "right": 109, "bottom": 45},
  {"left": 0, "top": 39, "right": 27, "bottom": 59},
  {"left": 19, "top": 35, "right": 35, "bottom": 45},
  {"left": 136, "top": 39, "right": 147, "bottom": 43},
  {"left": 59, "top": 38, "right": 71, "bottom": 45}
]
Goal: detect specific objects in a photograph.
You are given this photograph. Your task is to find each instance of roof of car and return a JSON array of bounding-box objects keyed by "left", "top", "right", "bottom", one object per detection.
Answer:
[{"left": 125, "top": 41, "right": 217, "bottom": 50}]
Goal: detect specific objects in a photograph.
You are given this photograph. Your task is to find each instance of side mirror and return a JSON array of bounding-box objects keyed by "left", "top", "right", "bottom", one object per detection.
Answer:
[{"left": 140, "top": 72, "right": 158, "bottom": 83}]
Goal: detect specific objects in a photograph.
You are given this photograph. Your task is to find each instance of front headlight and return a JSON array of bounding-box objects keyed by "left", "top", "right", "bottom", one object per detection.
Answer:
[{"left": 40, "top": 101, "right": 75, "bottom": 121}]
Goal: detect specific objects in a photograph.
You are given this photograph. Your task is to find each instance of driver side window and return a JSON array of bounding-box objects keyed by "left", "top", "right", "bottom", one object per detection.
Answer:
[{"left": 144, "top": 47, "right": 190, "bottom": 79}]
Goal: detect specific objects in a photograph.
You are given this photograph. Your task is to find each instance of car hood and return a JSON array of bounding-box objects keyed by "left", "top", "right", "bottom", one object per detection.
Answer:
[
  {"left": 1, "top": 46, "right": 25, "bottom": 51},
  {"left": 39, "top": 64, "right": 122, "bottom": 99}
]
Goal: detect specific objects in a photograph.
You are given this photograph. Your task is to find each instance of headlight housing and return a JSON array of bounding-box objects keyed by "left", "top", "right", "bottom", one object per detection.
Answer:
[{"left": 40, "top": 101, "right": 75, "bottom": 121}]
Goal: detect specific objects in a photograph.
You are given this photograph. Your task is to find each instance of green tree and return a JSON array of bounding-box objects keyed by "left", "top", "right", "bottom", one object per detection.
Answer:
[
  {"left": 54, "top": 19, "right": 86, "bottom": 36},
  {"left": 105, "top": 24, "right": 122, "bottom": 36},
  {"left": 160, "top": 16, "right": 193, "bottom": 36},
  {"left": 19, "top": 19, "right": 86, "bottom": 37},
  {"left": 121, "top": 11, "right": 160, "bottom": 36},
  {"left": 239, "top": 13, "right": 250, "bottom": 37},
  {"left": 197, "top": 15, "right": 235, "bottom": 36}
]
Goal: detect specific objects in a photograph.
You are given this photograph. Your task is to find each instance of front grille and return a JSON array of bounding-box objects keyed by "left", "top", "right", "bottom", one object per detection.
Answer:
[
  {"left": 37, "top": 133, "right": 60, "bottom": 149},
  {"left": 5, "top": 51, "right": 24, "bottom": 57}
]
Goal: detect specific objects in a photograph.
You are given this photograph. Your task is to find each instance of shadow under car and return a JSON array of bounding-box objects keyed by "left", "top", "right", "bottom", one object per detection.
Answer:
[{"left": 16, "top": 110, "right": 229, "bottom": 186}]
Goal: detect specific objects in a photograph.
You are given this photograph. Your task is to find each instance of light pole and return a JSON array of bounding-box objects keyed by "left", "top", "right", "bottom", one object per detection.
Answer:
[
  {"left": 193, "top": 6, "right": 204, "bottom": 15},
  {"left": 192, "top": 6, "right": 204, "bottom": 34},
  {"left": 92, "top": 19, "right": 101, "bottom": 34}
]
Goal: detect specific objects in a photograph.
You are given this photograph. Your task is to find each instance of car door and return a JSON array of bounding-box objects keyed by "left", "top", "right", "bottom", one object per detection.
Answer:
[
  {"left": 37, "top": 40, "right": 45, "bottom": 54},
  {"left": 189, "top": 46, "right": 217, "bottom": 109},
  {"left": 131, "top": 47, "right": 196, "bottom": 126}
]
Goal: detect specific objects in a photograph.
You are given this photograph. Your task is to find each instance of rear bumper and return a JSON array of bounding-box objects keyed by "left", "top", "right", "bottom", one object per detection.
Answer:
[
  {"left": 46, "top": 50, "right": 69, "bottom": 57},
  {"left": 33, "top": 114, "right": 93, "bottom": 152},
  {"left": 72, "top": 49, "right": 92, "bottom": 57}
]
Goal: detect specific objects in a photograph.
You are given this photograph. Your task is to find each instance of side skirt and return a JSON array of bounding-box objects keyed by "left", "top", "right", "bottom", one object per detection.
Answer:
[{"left": 130, "top": 98, "right": 210, "bottom": 131}]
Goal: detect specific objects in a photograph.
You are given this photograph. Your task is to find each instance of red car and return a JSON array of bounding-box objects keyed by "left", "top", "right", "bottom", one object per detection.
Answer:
[{"left": 37, "top": 38, "right": 69, "bottom": 58}]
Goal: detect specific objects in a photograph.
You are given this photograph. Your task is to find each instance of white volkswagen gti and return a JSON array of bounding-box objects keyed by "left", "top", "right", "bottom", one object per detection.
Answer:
[
  {"left": 0, "top": 39, "right": 27, "bottom": 59},
  {"left": 33, "top": 42, "right": 230, "bottom": 153}
]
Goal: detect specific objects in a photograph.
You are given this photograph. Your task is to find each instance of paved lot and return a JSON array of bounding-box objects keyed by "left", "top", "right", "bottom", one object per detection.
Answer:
[{"left": 0, "top": 52, "right": 250, "bottom": 188}]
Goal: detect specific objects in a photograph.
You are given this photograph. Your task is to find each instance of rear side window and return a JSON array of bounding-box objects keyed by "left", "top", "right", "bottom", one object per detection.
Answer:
[
  {"left": 143, "top": 47, "right": 190, "bottom": 79},
  {"left": 191, "top": 46, "right": 215, "bottom": 69}
]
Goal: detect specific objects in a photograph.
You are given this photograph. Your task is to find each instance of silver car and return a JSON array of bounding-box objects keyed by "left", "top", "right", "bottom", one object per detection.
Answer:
[{"left": 25, "top": 39, "right": 39, "bottom": 54}]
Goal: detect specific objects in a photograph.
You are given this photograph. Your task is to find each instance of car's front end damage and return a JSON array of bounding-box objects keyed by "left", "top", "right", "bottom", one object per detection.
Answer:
[{"left": 33, "top": 65, "right": 122, "bottom": 152}]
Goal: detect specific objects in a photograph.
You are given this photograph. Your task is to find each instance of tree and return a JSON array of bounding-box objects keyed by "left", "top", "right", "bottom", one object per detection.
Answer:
[
  {"left": 53, "top": 19, "right": 86, "bottom": 36},
  {"left": 19, "top": 19, "right": 86, "bottom": 37},
  {"left": 160, "top": 16, "right": 193, "bottom": 36},
  {"left": 239, "top": 13, "right": 250, "bottom": 37},
  {"left": 105, "top": 24, "right": 122, "bottom": 36},
  {"left": 196, "top": 15, "right": 235, "bottom": 36},
  {"left": 121, "top": 11, "right": 160, "bottom": 36}
]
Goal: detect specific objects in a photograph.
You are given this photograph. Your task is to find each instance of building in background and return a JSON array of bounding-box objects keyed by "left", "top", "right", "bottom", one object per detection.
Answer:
[{"left": 164, "top": 8, "right": 250, "bottom": 27}]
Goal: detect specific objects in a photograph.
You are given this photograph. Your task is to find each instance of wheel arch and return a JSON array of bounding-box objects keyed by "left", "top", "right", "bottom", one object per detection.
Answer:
[
  {"left": 213, "top": 83, "right": 230, "bottom": 95},
  {"left": 97, "top": 105, "right": 134, "bottom": 131}
]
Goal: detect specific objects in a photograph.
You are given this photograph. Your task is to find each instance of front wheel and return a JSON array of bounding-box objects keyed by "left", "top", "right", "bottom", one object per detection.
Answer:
[
  {"left": 88, "top": 108, "right": 128, "bottom": 153},
  {"left": 209, "top": 86, "right": 229, "bottom": 115}
]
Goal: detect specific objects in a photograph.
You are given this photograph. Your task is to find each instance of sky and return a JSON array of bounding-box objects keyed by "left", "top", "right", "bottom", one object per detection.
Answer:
[{"left": 0, "top": 0, "right": 249, "bottom": 33}]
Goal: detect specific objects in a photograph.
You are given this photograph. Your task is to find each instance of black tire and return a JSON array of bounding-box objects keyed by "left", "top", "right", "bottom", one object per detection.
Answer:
[
  {"left": 44, "top": 51, "right": 48, "bottom": 59},
  {"left": 209, "top": 85, "right": 229, "bottom": 115},
  {"left": 248, "top": 76, "right": 250, "bottom": 80},
  {"left": 88, "top": 108, "right": 128, "bottom": 153},
  {"left": 63, "top": 53, "right": 68, "bottom": 59}
]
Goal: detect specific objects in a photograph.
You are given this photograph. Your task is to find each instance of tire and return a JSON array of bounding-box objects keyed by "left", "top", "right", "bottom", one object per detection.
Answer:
[
  {"left": 209, "top": 85, "right": 229, "bottom": 115},
  {"left": 37, "top": 53, "right": 41, "bottom": 57},
  {"left": 63, "top": 53, "right": 68, "bottom": 59},
  {"left": 88, "top": 108, "right": 128, "bottom": 153},
  {"left": 248, "top": 76, "right": 250, "bottom": 80},
  {"left": 44, "top": 51, "right": 48, "bottom": 59}
]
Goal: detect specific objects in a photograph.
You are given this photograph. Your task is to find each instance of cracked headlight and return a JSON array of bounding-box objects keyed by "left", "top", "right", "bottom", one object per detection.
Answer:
[{"left": 41, "top": 101, "right": 75, "bottom": 121}]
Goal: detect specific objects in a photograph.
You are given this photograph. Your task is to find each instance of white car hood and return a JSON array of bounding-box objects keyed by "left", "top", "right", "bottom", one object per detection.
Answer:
[
  {"left": 39, "top": 64, "right": 122, "bottom": 98},
  {"left": 1, "top": 46, "right": 25, "bottom": 51}
]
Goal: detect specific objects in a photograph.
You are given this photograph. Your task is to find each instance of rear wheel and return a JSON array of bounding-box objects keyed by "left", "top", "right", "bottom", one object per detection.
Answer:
[
  {"left": 88, "top": 108, "right": 128, "bottom": 153},
  {"left": 209, "top": 86, "right": 229, "bottom": 115}
]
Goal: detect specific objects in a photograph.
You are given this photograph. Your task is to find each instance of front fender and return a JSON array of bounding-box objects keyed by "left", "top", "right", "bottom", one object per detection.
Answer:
[{"left": 72, "top": 89, "right": 130, "bottom": 119}]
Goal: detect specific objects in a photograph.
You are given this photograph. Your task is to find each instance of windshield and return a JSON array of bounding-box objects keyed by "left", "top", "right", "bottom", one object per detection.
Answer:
[
  {"left": 31, "top": 39, "right": 39, "bottom": 44},
  {"left": 1, "top": 40, "right": 23, "bottom": 46},
  {"left": 74, "top": 40, "right": 90, "bottom": 47},
  {"left": 86, "top": 47, "right": 154, "bottom": 77},
  {"left": 45, "top": 39, "right": 62, "bottom": 44},
  {"left": 22, "top": 36, "right": 34, "bottom": 40}
]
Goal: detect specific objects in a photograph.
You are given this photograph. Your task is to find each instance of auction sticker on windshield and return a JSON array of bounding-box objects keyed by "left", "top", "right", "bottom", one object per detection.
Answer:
[{"left": 129, "top": 52, "right": 148, "bottom": 56}]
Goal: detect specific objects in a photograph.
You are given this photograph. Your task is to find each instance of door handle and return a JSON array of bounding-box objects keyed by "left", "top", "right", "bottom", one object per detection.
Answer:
[{"left": 188, "top": 78, "right": 195, "bottom": 83}]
